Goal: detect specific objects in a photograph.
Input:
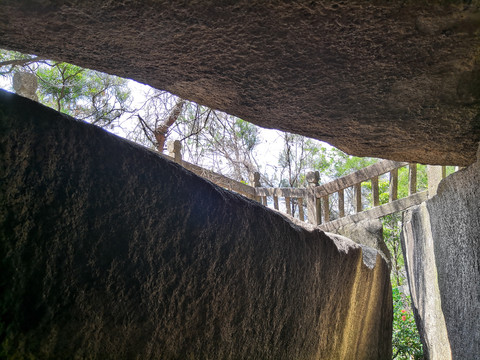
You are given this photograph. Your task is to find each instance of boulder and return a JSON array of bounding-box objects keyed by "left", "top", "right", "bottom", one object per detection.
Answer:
[
  {"left": 333, "top": 219, "right": 391, "bottom": 269},
  {"left": 0, "top": 1, "right": 479, "bottom": 165},
  {"left": 401, "top": 145, "right": 480, "bottom": 360},
  {"left": 0, "top": 90, "right": 392, "bottom": 359},
  {"left": 401, "top": 205, "right": 452, "bottom": 360}
]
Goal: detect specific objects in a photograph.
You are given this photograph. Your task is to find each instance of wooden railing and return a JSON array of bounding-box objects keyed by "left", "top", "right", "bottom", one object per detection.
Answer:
[
  {"left": 166, "top": 140, "right": 456, "bottom": 231},
  {"left": 315, "top": 162, "right": 426, "bottom": 232},
  {"left": 162, "top": 140, "right": 256, "bottom": 199},
  {"left": 254, "top": 162, "right": 455, "bottom": 231}
]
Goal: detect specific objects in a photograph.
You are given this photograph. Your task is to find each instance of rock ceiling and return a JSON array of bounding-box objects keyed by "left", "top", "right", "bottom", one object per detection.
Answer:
[{"left": 1, "top": 0, "right": 479, "bottom": 165}]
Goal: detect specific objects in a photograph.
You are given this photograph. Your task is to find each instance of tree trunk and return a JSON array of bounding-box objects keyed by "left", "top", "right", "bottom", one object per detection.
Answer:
[{"left": 154, "top": 99, "right": 185, "bottom": 152}]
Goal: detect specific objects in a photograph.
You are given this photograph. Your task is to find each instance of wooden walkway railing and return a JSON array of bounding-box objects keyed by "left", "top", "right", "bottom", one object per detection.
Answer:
[
  {"left": 162, "top": 140, "right": 256, "bottom": 199},
  {"left": 166, "top": 140, "right": 455, "bottom": 232}
]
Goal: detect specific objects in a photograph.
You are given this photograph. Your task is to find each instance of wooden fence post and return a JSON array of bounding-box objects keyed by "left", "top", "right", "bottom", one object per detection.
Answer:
[
  {"left": 371, "top": 176, "right": 379, "bottom": 207},
  {"left": 427, "top": 165, "right": 445, "bottom": 198},
  {"left": 298, "top": 197, "right": 304, "bottom": 221},
  {"left": 167, "top": 140, "right": 182, "bottom": 164},
  {"left": 249, "top": 172, "right": 262, "bottom": 202},
  {"left": 273, "top": 195, "right": 279, "bottom": 210},
  {"left": 322, "top": 195, "right": 330, "bottom": 222},
  {"left": 408, "top": 163, "right": 417, "bottom": 196},
  {"left": 389, "top": 168, "right": 398, "bottom": 202},
  {"left": 285, "top": 197, "right": 292, "bottom": 215},
  {"left": 338, "top": 189, "right": 345, "bottom": 218},
  {"left": 354, "top": 183, "right": 362, "bottom": 213},
  {"left": 306, "top": 171, "right": 321, "bottom": 225}
]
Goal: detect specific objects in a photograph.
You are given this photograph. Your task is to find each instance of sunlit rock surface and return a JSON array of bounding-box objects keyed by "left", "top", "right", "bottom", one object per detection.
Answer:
[
  {"left": 0, "top": 1, "right": 479, "bottom": 165},
  {"left": 334, "top": 219, "right": 391, "bottom": 269},
  {"left": 401, "top": 148, "right": 480, "bottom": 360},
  {"left": 0, "top": 90, "right": 392, "bottom": 359}
]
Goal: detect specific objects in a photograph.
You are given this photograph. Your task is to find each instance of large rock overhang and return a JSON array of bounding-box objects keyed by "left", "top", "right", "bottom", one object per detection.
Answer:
[{"left": 0, "top": 0, "right": 479, "bottom": 165}]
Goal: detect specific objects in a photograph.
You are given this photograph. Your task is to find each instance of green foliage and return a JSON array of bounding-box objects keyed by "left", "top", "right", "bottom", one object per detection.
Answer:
[
  {"left": 382, "top": 214, "right": 405, "bottom": 287},
  {"left": 234, "top": 118, "right": 259, "bottom": 151},
  {"left": 36, "top": 62, "right": 132, "bottom": 126},
  {"left": 397, "top": 165, "right": 428, "bottom": 198},
  {"left": 392, "top": 287, "right": 424, "bottom": 359},
  {"left": 355, "top": 163, "right": 429, "bottom": 211},
  {"left": 0, "top": 49, "right": 132, "bottom": 127},
  {"left": 0, "top": 50, "right": 39, "bottom": 79},
  {"left": 383, "top": 213, "right": 424, "bottom": 359},
  {"left": 36, "top": 62, "right": 86, "bottom": 111},
  {"left": 326, "top": 148, "right": 378, "bottom": 178}
]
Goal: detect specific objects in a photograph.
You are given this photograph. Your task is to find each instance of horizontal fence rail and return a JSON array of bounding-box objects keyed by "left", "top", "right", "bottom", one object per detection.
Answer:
[
  {"left": 254, "top": 187, "right": 307, "bottom": 198},
  {"left": 250, "top": 161, "right": 453, "bottom": 231},
  {"left": 318, "top": 191, "right": 428, "bottom": 232},
  {"left": 314, "top": 160, "right": 408, "bottom": 198},
  {"left": 165, "top": 140, "right": 456, "bottom": 231},
  {"left": 162, "top": 141, "right": 256, "bottom": 199}
]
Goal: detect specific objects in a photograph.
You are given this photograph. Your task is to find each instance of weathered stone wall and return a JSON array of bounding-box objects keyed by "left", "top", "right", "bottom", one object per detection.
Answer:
[
  {"left": 0, "top": 90, "right": 392, "bottom": 359},
  {"left": 401, "top": 146, "right": 480, "bottom": 360},
  {"left": 1, "top": 1, "right": 479, "bottom": 165}
]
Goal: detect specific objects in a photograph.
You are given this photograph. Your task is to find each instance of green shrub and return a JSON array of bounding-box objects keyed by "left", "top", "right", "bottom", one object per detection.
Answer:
[{"left": 392, "top": 286, "right": 423, "bottom": 359}]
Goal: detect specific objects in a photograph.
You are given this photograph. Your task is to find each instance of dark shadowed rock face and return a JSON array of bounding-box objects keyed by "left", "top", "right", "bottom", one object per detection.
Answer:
[
  {"left": 0, "top": 1, "right": 479, "bottom": 165},
  {"left": 0, "top": 90, "right": 392, "bottom": 359},
  {"left": 401, "top": 148, "right": 480, "bottom": 360}
]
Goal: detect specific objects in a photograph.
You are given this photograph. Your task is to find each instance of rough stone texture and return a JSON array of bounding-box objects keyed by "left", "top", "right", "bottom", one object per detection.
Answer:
[
  {"left": 401, "top": 205, "right": 452, "bottom": 360},
  {"left": 401, "top": 146, "right": 480, "bottom": 360},
  {"left": 1, "top": 1, "right": 479, "bottom": 165},
  {"left": 333, "top": 219, "right": 391, "bottom": 269},
  {"left": 12, "top": 72, "right": 38, "bottom": 101},
  {"left": 0, "top": 90, "right": 392, "bottom": 359}
]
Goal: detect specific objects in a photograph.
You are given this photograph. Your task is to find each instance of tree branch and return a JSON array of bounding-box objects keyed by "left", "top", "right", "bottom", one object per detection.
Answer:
[
  {"left": 0, "top": 56, "right": 45, "bottom": 68},
  {"left": 153, "top": 98, "right": 186, "bottom": 152}
]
